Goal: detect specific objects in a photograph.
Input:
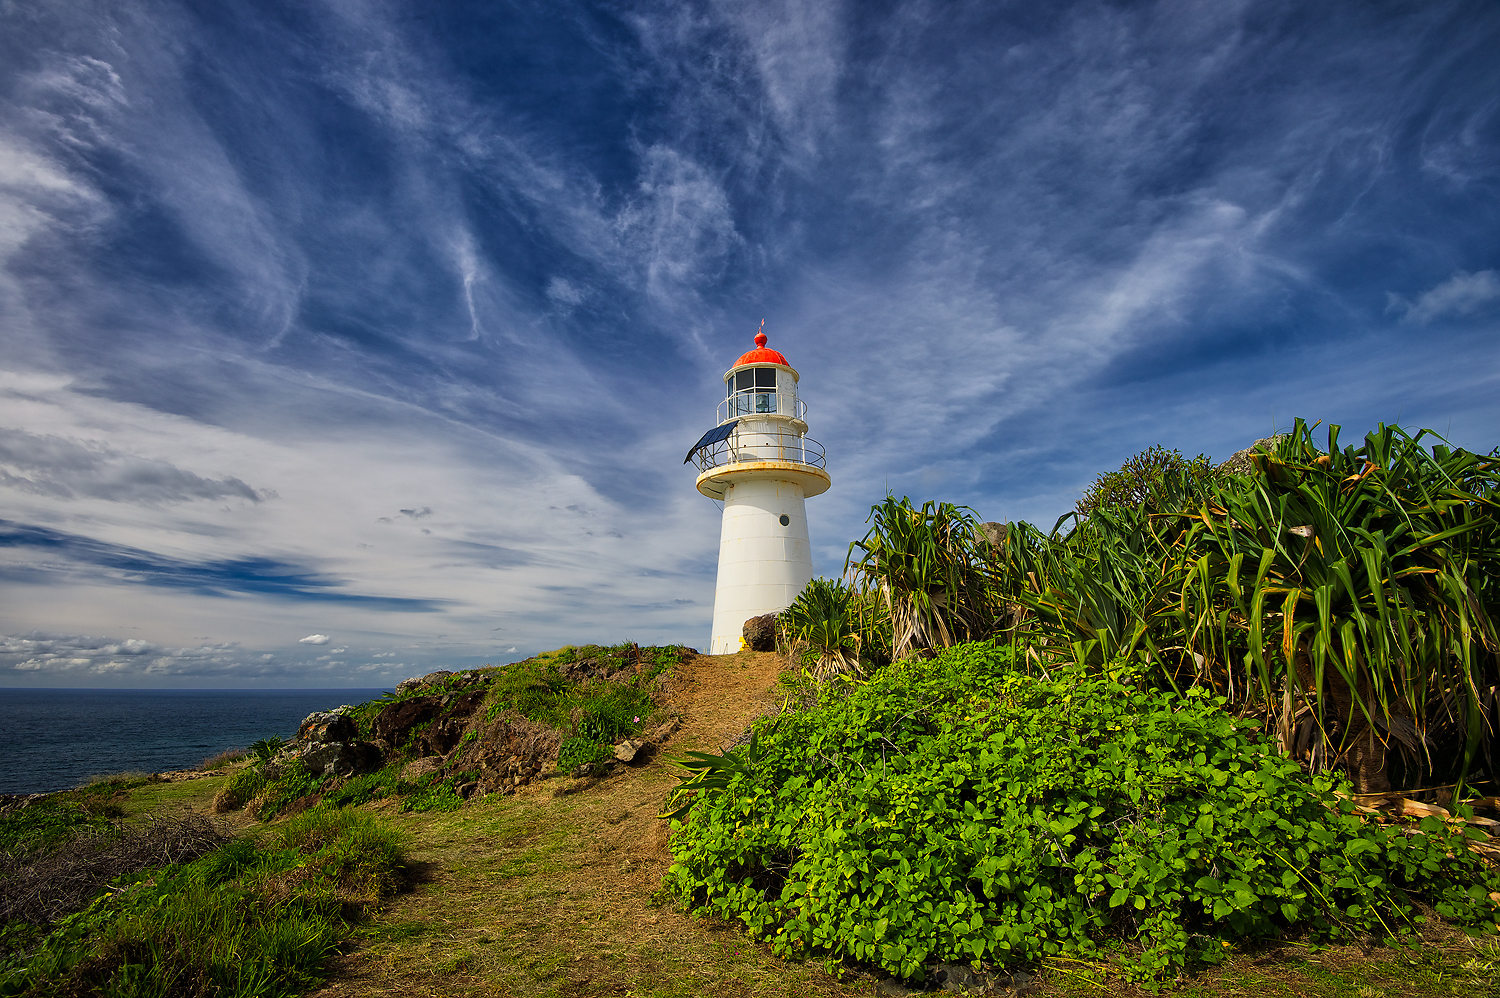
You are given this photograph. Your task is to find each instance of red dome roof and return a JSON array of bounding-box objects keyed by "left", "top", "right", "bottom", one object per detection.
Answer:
[{"left": 733, "top": 329, "right": 790, "bottom": 367}]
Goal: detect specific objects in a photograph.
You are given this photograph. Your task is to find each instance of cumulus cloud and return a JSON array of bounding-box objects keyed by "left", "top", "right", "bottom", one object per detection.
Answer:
[
  {"left": 1389, "top": 270, "right": 1500, "bottom": 325},
  {"left": 299, "top": 633, "right": 331, "bottom": 645}
]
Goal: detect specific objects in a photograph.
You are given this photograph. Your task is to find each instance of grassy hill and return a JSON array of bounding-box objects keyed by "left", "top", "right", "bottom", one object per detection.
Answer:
[{"left": 3, "top": 647, "right": 1499, "bottom": 998}]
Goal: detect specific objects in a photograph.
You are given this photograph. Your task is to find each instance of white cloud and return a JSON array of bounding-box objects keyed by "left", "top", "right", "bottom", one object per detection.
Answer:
[
  {"left": 1390, "top": 269, "right": 1500, "bottom": 325},
  {"left": 298, "top": 633, "right": 331, "bottom": 645},
  {"left": 615, "top": 145, "right": 741, "bottom": 302}
]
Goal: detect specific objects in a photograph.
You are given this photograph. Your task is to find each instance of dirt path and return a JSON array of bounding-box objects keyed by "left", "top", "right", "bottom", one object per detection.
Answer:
[{"left": 306, "top": 651, "right": 866, "bottom": 998}]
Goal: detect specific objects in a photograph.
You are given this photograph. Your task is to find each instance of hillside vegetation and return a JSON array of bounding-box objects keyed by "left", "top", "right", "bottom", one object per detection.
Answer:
[{"left": 3, "top": 418, "right": 1498, "bottom": 996}]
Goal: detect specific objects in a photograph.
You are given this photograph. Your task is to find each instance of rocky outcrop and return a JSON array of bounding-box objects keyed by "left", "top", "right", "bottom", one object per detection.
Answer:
[
  {"left": 264, "top": 645, "right": 690, "bottom": 806},
  {"left": 448, "top": 716, "right": 562, "bottom": 796},
  {"left": 742, "top": 613, "right": 777, "bottom": 652}
]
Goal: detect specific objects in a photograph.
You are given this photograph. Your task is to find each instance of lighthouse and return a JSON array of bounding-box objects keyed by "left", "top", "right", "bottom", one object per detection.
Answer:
[{"left": 684, "top": 324, "right": 830, "bottom": 654}]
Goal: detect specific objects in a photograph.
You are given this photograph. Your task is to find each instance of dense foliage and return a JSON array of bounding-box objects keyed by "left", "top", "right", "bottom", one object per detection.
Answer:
[
  {"left": 667, "top": 643, "right": 1500, "bottom": 982},
  {"left": 780, "top": 420, "right": 1500, "bottom": 793},
  {"left": 1075, "top": 444, "right": 1221, "bottom": 517},
  {"left": 778, "top": 577, "right": 867, "bottom": 680},
  {"left": 847, "top": 496, "right": 991, "bottom": 660},
  {"left": 0, "top": 805, "right": 407, "bottom": 997},
  {"left": 999, "top": 420, "right": 1500, "bottom": 790}
]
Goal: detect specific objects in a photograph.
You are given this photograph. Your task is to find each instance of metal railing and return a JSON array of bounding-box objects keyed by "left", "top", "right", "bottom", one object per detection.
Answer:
[
  {"left": 689, "top": 427, "right": 826, "bottom": 474},
  {"left": 716, "top": 391, "right": 807, "bottom": 424}
]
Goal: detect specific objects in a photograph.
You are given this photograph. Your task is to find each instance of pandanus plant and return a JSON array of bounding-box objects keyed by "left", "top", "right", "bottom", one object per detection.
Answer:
[
  {"left": 1184, "top": 421, "right": 1500, "bottom": 791},
  {"left": 997, "top": 420, "right": 1500, "bottom": 792},
  {"left": 778, "top": 577, "right": 865, "bottom": 680},
  {"left": 846, "top": 496, "right": 993, "bottom": 661}
]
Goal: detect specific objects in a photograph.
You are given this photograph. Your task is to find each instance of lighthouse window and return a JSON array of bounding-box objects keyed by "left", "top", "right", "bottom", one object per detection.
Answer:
[{"left": 726, "top": 368, "right": 779, "bottom": 415}]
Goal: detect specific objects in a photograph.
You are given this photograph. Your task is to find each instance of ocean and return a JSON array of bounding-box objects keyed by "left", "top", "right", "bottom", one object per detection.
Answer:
[{"left": 0, "top": 688, "right": 385, "bottom": 796}]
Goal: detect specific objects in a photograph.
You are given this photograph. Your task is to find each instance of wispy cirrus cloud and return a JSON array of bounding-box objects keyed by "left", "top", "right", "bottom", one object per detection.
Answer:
[
  {"left": 2, "top": 0, "right": 1497, "bottom": 686},
  {"left": 0, "top": 429, "right": 270, "bottom": 504}
]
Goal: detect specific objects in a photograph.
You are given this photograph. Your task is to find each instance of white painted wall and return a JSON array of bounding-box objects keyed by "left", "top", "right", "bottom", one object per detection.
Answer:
[{"left": 708, "top": 475, "right": 812, "bottom": 654}]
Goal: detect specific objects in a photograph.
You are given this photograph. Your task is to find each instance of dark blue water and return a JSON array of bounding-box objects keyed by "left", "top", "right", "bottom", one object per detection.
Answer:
[{"left": 0, "top": 688, "right": 385, "bottom": 795}]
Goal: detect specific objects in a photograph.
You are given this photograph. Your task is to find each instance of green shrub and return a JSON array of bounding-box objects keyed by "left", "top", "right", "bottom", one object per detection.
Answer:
[
  {"left": 847, "top": 496, "right": 992, "bottom": 660},
  {"left": 0, "top": 798, "right": 115, "bottom": 857},
  {"left": 667, "top": 642, "right": 1500, "bottom": 982},
  {"left": 214, "top": 766, "right": 269, "bottom": 813},
  {"left": 252, "top": 763, "right": 324, "bottom": 821},
  {"left": 1075, "top": 443, "right": 1221, "bottom": 517},
  {"left": 321, "top": 766, "right": 402, "bottom": 809}
]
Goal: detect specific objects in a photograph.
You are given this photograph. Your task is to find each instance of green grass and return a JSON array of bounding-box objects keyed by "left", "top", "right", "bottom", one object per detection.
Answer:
[{"left": 0, "top": 805, "right": 409, "bottom": 998}]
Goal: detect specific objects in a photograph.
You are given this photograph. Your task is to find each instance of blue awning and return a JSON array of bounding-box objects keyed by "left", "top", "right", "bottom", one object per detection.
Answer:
[{"left": 684, "top": 420, "right": 738, "bottom": 464}]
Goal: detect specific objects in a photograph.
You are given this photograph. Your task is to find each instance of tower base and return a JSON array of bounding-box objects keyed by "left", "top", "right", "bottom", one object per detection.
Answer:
[{"left": 709, "top": 476, "right": 813, "bottom": 654}]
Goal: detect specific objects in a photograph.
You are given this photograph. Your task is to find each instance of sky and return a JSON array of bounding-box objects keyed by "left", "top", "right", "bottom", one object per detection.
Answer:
[{"left": 1, "top": 0, "right": 1497, "bottom": 689}]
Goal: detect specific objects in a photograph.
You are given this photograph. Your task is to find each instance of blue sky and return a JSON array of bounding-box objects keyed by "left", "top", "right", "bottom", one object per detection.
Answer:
[{"left": 2, "top": 0, "right": 1497, "bottom": 688}]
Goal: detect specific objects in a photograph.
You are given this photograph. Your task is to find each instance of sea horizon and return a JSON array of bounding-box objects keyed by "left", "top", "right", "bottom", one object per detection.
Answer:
[{"left": 0, "top": 686, "right": 388, "bottom": 796}]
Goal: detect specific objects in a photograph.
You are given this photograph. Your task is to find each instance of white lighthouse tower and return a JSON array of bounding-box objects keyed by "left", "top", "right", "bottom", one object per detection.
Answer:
[{"left": 684, "top": 324, "right": 830, "bottom": 654}]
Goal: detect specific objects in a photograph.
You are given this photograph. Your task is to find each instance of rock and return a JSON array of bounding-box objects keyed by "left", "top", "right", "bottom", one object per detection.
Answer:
[
  {"left": 449, "top": 716, "right": 562, "bottom": 796},
  {"left": 371, "top": 695, "right": 442, "bottom": 747},
  {"left": 613, "top": 739, "right": 645, "bottom": 763},
  {"left": 1218, "top": 434, "right": 1286, "bottom": 475},
  {"left": 742, "top": 613, "right": 777, "bottom": 652},
  {"left": 415, "top": 689, "right": 487, "bottom": 756},
  {"left": 401, "top": 756, "right": 445, "bottom": 781},
  {"left": 421, "top": 669, "right": 456, "bottom": 686},
  {"left": 930, "top": 963, "right": 1010, "bottom": 995},
  {"left": 300, "top": 740, "right": 382, "bottom": 778},
  {"left": 980, "top": 522, "right": 1009, "bottom": 549},
  {"left": 297, "top": 710, "right": 356, "bottom": 743}
]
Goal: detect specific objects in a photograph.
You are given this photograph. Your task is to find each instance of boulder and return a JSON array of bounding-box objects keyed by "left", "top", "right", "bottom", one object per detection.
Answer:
[
  {"left": 401, "top": 756, "right": 445, "bottom": 781},
  {"left": 371, "top": 695, "right": 442, "bottom": 748},
  {"left": 742, "top": 613, "right": 777, "bottom": 652},
  {"left": 1218, "top": 435, "right": 1286, "bottom": 475},
  {"left": 297, "top": 710, "right": 356, "bottom": 744},
  {"left": 301, "top": 740, "right": 382, "bottom": 778},
  {"left": 448, "top": 716, "right": 561, "bottom": 796},
  {"left": 980, "top": 521, "right": 1009, "bottom": 549}
]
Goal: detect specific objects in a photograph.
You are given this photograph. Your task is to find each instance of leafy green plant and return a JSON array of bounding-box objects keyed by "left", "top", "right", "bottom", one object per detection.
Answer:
[
  {"left": 667, "top": 642, "right": 1500, "bottom": 982},
  {"left": 0, "top": 798, "right": 116, "bottom": 857},
  {"left": 252, "top": 762, "right": 324, "bottom": 820},
  {"left": 249, "top": 736, "right": 286, "bottom": 762},
  {"left": 992, "top": 420, "right": 1500, "bottom": 793},
  {"left": 557, "top": 737, "right": 611, "bottom": 774}
]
